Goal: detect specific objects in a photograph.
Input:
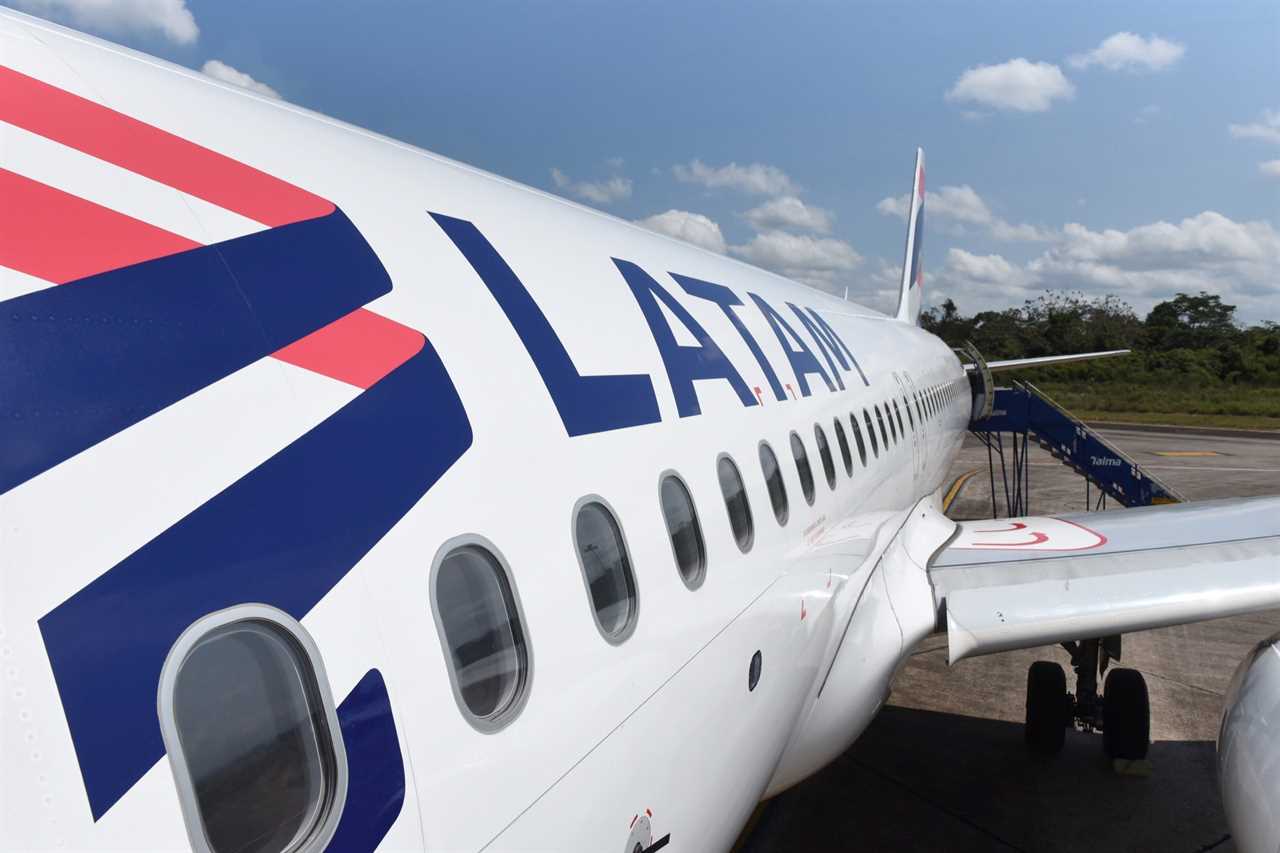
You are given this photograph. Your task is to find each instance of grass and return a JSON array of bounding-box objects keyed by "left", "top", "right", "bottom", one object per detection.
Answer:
[{"left": 1033, "top": 383, "right": 1280, "bottom": 432}]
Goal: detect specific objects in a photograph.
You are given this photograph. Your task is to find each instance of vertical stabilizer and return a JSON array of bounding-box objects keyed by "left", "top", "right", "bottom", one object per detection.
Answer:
[{"left": 895, "top": 148, "right": 925, "bottom": 324}]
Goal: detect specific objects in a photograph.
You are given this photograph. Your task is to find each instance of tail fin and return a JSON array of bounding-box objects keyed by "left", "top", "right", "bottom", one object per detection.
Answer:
[{"left": 895, "top": 148, "right": 925, "bottom": 324}]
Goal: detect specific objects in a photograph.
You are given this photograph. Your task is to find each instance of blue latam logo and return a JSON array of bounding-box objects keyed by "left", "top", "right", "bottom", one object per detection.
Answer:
[{"left": 432, "top": 213, "right": 869, "bottom": 438}]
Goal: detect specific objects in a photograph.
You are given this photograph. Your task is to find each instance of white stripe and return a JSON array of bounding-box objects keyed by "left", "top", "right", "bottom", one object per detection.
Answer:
[
  {"left": 1, "top": 120, "right": 265, "bottom": 245},
  {"left": 0, "top": 264, "right": 55, "bottom": 301},
  {"left": 1, "top": 357, "right": 360, "bottom": 615}
]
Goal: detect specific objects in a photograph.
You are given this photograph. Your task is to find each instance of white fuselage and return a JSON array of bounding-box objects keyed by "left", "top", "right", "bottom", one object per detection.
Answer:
[{"left": 0, "top": 9, "right": 973, "bottom": 851}]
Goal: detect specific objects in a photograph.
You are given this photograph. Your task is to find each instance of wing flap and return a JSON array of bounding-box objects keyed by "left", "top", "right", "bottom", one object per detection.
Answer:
[{"left": 930, "top": 497, "right": 1280, "bottom": 663}]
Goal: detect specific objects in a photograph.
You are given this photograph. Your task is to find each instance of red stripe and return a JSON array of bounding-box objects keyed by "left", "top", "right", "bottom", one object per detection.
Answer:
[
  {"left": 0, "top": 66, "right": 334, "bottom": 227},
  {"left": 272, "top": 308, "right": 426, "bottom": 389},
  {"left": 0, "top": 169, "right": 198, "bottom": 283}
]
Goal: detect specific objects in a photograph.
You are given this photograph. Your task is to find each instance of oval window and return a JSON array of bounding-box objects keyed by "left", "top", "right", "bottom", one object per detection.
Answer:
[
  {"left": 159, "top": 608, "right": 345, "bottom": 853},
  {"left": 892, "top": 399, "right": 905, "bottom": 438},
  {"left": 849, "top": 414, "right": 867, "bottom": 466},
  {"left": 886, "top": 402, "right": 898, "bottom": 444},
  {"left": 759, "top": 442, "right": 789, "bottom": 526},
  {"left": 575, "top": 501, "right": 639, "bottom": 642},
  {"left": 833, "top": 418, "right": 853, "bottom": 476},
  {"left": 876, "top": 404, "right": 890, "bottom": 448},
  {"left": 814, "top": 424, "right": 836, "bottom": 489},
  {"left": 717, "top": 455, "right": 754, "bottom": 552},
  {"left": 660, "top": 475, "right": 706, "bottom": 589},
  {"left": 434, "top": 543, "right": 530, "bottom": 726},
  {"left": 863, "top": 409, "right": 879, "bottom": 458},
  {"left": 790, "top": 432, "right": 816, "bottom": 505}
]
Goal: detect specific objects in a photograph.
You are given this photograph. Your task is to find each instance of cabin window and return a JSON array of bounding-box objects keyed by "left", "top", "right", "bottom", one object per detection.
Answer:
[
  {"left": 903, "top": 394, "right": 915, "bottom": 431},
  {"left": 833, "top": 418, "right": 853, "bottom": 476},
  {"left": 717, "top": 455, "right": 754, "bottom": 552},
  {"left": 158, "top": 606, "right": 346, "bottom": 853},
  {"left": 863, "top": 409, "right": 879, "bottom": 457},
  {"left": 875, "top": 404, "right": 889, "bottom": 448},
  {"left": 790, "top": 432, "right": 816, "bottom": 505},
  {"left": 759, "top": 442, "right": 789, "bottom": 526},
  {"left": 892, "top": 399, "right": 905, "bottom": 437},
  {"left": 432, "top": 541, "right": 531, "bottom": 729},
  {"left": 814, "top": 424, "right": 836, "bottom": 489},
  {"left": 660, "top": 474, "right": 707, "bottom": 590},
  {"left": 886, "top": 402, "right": 898, "bottom": 444},
  {"left": 850, "top": 414, "right": 868, "bottom": 466},
  {"left": 575, "top": 500, "right": 640, "bottom": 642}
]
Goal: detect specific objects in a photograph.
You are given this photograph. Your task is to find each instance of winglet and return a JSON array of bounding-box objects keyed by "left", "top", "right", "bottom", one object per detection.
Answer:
[{"left": 895, "top": 148, "right": 925, "bottom": 324}]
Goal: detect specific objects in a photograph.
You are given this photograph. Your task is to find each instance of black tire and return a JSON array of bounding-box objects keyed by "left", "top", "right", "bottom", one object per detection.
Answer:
[
  {"left": 1103, "top": 668, "right": 1150, "bottom": 760},
  {"left": 1025, "top": 660, "right": 1068, "bottom": 755}
]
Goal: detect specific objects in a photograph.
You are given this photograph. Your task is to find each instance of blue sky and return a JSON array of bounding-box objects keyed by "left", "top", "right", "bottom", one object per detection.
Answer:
[{"left": 9, "top": 0, "right": 1280, "bottom": 321}]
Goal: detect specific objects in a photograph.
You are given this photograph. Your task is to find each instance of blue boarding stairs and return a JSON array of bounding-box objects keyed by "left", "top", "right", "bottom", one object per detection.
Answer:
[{"left": 967, "top": 379, "right": 1185, "bottom": 517}]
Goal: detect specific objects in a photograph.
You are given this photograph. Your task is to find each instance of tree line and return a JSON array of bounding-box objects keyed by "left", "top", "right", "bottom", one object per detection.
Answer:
[{"left": 921, "top": 291, "right": 1280, "bottom": 386}]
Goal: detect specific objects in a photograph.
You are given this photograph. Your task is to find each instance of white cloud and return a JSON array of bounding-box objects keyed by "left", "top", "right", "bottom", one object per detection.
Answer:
[
  {"left": 633, "top": 210, "right": 727, "bottom": 254},
  {"left": 672, "top": 159, "right": 799, "bottom": 195},
  {"left": 1261, "top": 160, "right": 1280, "bottom": 178},
  {"left": 550, "top": 168, "right": 633, "bottom": 205},
  {"left": 744, "top": 196, "right": 832, "bottom": 234},
  {"left": 200, "top": 60, "right": 279, "bottom": 98},
  {"left": 1068, "top": 33, "right": 1186, "bottom": 72},
  {"left": 729, "top": 230, "right": 862, "bottom": 293},
  {"left": 946, "top": 58, "right": 1075, "bottom": 113},
  {"left": 12, "top": 0, "right": 198, "bottom": 44},
  {"left": 877, "top": 184, "right": 1051, "bottom": 242},
  {"left": 924, "top": 212, "right": 1280, "bottom": 323},
  {"left": 1229, "top": 109, "right": 1280, "bottom": 145}
]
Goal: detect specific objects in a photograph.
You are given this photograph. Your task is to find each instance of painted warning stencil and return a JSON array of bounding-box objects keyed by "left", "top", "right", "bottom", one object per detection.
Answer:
[{"left": 950, "top": 517, "right": 1107, "bottom": 552}]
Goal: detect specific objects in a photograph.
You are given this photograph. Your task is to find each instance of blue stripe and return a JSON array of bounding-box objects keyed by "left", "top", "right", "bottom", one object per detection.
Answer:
[
  {"left": 38, "top": 342, "right": 472, "bottom": 819},
  {"left": 331, "top": 669, "right": 406, "bottom": 852},
  {"left": 0, "top": 208, "right": 391, "bottom": 495}
]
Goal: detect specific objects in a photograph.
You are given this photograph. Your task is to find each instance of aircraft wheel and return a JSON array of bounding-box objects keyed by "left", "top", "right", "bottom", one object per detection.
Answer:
[
  {"left": 1103, "top": 668, "right": 1150, "bottom": 760},
  {"left": 1025, "top": 660, "right": 1068, "bottom": 755}
]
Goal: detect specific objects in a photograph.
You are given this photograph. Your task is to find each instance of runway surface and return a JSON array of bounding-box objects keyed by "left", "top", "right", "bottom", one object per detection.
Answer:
[{"left": 743, "top": 426, "right": 1280, "bottom": 853}]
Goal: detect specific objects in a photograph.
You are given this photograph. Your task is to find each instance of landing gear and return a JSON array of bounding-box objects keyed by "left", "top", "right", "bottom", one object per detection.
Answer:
[
  {"left": 1025, "top": 661, "right": 1069, "bottom": 754},
  {"left": 1023, "top": 637, "right": 1150, "bottom": 761},
  {"left": 1103, "top": 668, "right": 1150, "bottom": 760}
]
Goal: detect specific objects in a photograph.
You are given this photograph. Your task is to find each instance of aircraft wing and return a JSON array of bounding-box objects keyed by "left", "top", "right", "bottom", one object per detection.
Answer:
[
  {"left": 969, "top": 349, "right": 1131, "bottom": 373},
  {"left": 928, "top": 496, "right": 1280, "bottom": 663}
]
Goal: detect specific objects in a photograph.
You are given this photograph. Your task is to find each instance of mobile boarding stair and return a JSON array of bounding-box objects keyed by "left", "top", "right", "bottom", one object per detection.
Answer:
[
  {"left": 960, "top": 356, "right": 1186, "bottom": 765},
  {"left": 967, "top": 379, "right": 1185, "bottom": 517}
]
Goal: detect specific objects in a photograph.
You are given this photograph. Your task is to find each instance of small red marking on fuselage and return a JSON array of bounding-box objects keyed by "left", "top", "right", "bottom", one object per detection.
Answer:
[
  {"left": 786, "top": 383, "right": 796, "bottom": 400},
  {"left": 753, "top": 385, "right": 763, "bottom": 404},
  {"left": 800, "top": 599, "right": 807, "bottom": 621}
]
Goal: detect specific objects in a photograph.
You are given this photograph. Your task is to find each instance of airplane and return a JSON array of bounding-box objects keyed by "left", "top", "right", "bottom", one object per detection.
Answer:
[{"left": 1, "top": 8, "right": 1278, "bottom": 852}]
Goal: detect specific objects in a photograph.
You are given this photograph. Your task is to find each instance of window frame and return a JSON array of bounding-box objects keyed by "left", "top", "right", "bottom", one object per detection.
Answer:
[
  {"left": 863, "top": 409, "right": 879, "bottom": 457},
  {"left": 789, "top": 431, "right": 816, "bottom": 506},
  {"left": 758, "top": 440, "right": 790, "bottom": 527},
  {"left": 429, "top": 535, "right": 534, "bottom": 732},
  {"left": 814, "top": 423, "right": 837, "bottom": 489},
  {"left": 572, "top": 496, "right": 641, "bottom": 645},
  {"left": 875, "top": 404, "right": 889, "bottom": 448},
  {"left": 833, "top": 417, "right": 853, "bottom": 476},
  {"left": 849, "top": 413, "right": 868, "bottom": 466},
  {"left": 658, "top": 470, "right": 708, "bottom": 591},
  {"left": 157, "top": 604, "right": 349, "bottom": 853},
  {"left": 716, "top": 453, "right": 756, "bottom": 553}
]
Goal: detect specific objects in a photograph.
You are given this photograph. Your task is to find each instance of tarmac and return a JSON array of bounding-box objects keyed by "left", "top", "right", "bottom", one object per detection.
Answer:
[{"left": 743, "top": 426, "right": 1280, "bottom": 853}]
